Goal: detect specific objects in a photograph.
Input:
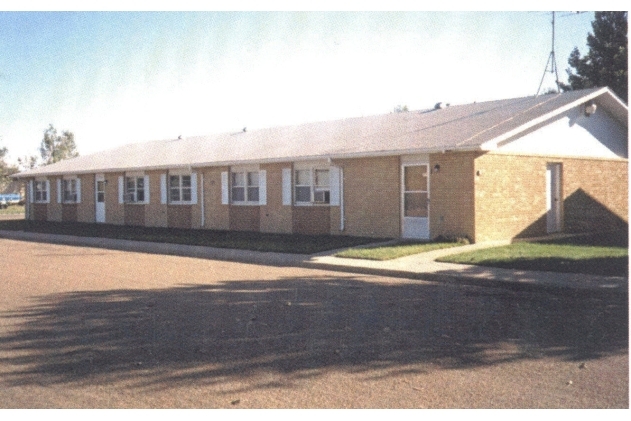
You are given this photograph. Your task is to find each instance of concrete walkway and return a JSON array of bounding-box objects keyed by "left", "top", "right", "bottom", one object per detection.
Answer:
[{"left": 1, "top": 229, "right": 627, "bottom": 291}]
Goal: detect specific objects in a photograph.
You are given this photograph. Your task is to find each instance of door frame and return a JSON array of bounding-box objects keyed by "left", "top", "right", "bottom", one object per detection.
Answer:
[
  {"left": 546, "top": 163, "right": 562, "bottom": 233},
  {"left": 401, "top": 155, "right": 430, "bottom": 240},
  {"left": 95, "top": 173, "right": 106, "bottom": 223}
]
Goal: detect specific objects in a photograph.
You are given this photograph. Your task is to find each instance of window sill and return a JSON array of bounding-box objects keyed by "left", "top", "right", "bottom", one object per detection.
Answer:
[
  {"left": 294, "top": 202, "right": 330, "bottom": 207},
  {"left": 231, "top": 202, "right": 261, "bottom": 206}
]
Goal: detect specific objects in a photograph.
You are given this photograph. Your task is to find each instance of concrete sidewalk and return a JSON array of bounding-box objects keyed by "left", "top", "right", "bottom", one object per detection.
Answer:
[{"left": 1, "top": 229, "right": 627, "bottom": 291}]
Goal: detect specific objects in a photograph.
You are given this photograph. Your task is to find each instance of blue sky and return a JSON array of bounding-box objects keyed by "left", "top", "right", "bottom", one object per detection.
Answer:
[{"left": 0, "top": 8, "right": 598, "bottom": 164}]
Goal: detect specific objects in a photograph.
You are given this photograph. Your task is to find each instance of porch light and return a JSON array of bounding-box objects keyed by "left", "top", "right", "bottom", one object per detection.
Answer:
[
  {"left": 433, "top": 164, "right": 441, "bottom": 173},
  {"left": 584, "top": 101, "right": 597, "bottom": 117}
]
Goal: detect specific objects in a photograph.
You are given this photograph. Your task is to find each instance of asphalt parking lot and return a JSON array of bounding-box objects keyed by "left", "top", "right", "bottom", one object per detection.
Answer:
[{"left": 0, "top": 238, "right": 627, "bottom": 408}]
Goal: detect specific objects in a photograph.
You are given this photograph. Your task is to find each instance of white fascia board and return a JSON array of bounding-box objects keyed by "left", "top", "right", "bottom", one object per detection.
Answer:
[
  {"left": 190, "top": 148, "right": 480, "bottom": 169},
  {"left": 12, "top": 147, "right": 484, "bottom": 180},
  {"left": 480, "top": 87, "right": 615, "bottom": 151}
]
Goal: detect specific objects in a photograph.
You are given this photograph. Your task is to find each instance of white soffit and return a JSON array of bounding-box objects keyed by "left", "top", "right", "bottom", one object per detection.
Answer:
[{"left": 497, "top": 105, "right": 628, "bottom": 159}]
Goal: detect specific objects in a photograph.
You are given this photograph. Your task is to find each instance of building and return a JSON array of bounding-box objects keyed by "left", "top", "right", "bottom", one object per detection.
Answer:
[{"left": 13, "top": 87, "right": 628, "bottom": 243}]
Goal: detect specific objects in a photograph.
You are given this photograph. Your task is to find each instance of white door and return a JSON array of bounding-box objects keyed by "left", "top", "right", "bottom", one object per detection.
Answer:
[
  {"left": 546, "top": 163, "right": 562, "bottom": 233},
  {"left": 95, "top": 174, "right": 106, "bottom": 223},
  {"left": 402, "top": 164, "right": 430, "bottom": 239}
]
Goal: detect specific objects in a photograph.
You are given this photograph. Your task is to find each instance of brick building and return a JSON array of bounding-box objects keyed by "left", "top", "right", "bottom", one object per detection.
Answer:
[{"left": 13, "top": 87, "right": 628, "bottom": 243}]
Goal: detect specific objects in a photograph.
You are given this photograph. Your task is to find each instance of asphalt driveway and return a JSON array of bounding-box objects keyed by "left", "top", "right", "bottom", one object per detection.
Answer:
[{"left": 0, "top": 238, "right": 627, "bottom": 408}]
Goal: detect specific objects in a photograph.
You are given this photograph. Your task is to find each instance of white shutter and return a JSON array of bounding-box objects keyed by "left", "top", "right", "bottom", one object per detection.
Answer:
[
  {"left": 57, "top": 179, "right": 62, "bottom": 203},
  {"left": 191, "top": 173, "right": 198, "bottom": 204},
  {"left": 76, "top": 178, "right": 81, "bottom": 203},
  {"left": 118, "top": 176, "right": 124, "bottom": 204},
  {"left": 259, "top": 170, "right": 267, "bottom": 205},
  {"left": 144, "top": 175, "right": 150, "bottom": 204},
  {"left": 160, "top": 174, "right": 167, "bottom": 204},
  {"left": 221, "top": 171, "right": 229, "bottom": 205},
  {"left": 282, "top": 168, "right": 292, "bottom": 206},
  {"left": 329, "top": 166, "right": 340, "bottom": 206},
  {"left": 45, "top": 180, "right": 50, "bottom": 204}
]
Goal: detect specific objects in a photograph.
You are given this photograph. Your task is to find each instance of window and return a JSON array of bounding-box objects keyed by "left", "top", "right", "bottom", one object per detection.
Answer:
[
  {"left": 403, "top": 165, "right": 428, "bottom": 218},
  {"left": 125, "top": 176, "right": 145, "bottom": 203},
  {"left": 63, "top": 179, "right": 78, "bottom": 203},
  {"left": 170, "top": 174, "right": 192, "bottom": 203},
  {"left": 314, "top": 169, "right": 330, "bottom": 203},
  {"left": 34, "top": 181, "right": 48, "bottom": 203},
  {"left": 295, "top": 168, "right": 330, "bottom": 204},
  {"left": 96, "top": 181, "right": 105, "bottom": 203},
  {"left": 231, "top": 171, "right": 259, "bottom": 203}
]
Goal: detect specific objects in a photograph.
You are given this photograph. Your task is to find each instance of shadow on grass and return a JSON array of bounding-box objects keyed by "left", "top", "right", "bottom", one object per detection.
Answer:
[
  {"left": 0, "top": 220, "right": 380, "bottom": 254},
  {"left": 0, "top": 275, "right": 627, "bottom": 391},
  {"left": 442, "top": 256, "right": 628, "bottom": 277},
  {"left": 439, "top": 231, "right": 629, "bottom": 277}
]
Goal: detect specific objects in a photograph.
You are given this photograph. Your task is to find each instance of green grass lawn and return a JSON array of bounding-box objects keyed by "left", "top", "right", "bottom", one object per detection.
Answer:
[
  {"left": 335, "top": 240, "right": 465, "bottom": 261},
  {"left": 0, "top": 219, "right": 378, "bottom": 255},
  {"left": 0, "top": 205, "right": 25, "bottom": 215},
  {"left": 438, "top": 232, "right": 629, "bottom": 277}
]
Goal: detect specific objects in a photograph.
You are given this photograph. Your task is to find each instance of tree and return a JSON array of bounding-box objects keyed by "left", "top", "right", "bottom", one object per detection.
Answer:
[
  {"left": 17, "top": 155, "right": 40, "bottom": 171},
  {"left": 561, "top": 12, "right": 628, "bottom": 103},
  {"left": 0, "top": 143, "right": 19, "bottom": 191},
  {"left": 40, "top": 124, "right": 79, "bottom": 165}
]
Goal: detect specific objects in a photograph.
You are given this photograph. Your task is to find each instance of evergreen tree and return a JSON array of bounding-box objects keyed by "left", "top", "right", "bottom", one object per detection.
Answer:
[{"left": 561, "top": 12, "right": 628, "bottom": 102}]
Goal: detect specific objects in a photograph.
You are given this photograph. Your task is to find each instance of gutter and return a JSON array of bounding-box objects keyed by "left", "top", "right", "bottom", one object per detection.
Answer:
[{"left": 11, "top": 147, "right": 484, "bottom": 179}]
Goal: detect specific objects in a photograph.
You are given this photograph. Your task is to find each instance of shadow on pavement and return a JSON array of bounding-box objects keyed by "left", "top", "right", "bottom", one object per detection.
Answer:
[{"left": 0, "top": 275, "right": 627, "bottom": 391}]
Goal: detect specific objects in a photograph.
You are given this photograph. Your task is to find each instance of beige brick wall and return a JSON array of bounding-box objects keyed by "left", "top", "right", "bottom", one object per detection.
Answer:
[
  {"left": 474, "top": 152, "right": 628, "bottom": 242},
  {"left": 230, "top": 206, "right": 261, "bottom": 231},
  {"left": 105, "top": 172, "right": 124, "bottom": 225},
  {"left": 168, "top": 205, "right": 192, "bottom": 229},
  {"left": 292, "top": 206, "right": 331, "bottom": 235},
  {"left": 330, "top": 204, "right": 342, "bottom": 236},
  {"left": 202, "top": 167, "right": 230, "bottom": 230},
  {"left": 77, "top": 174, "right": 95, "bottom": 223},
  {"left": 62, "top": 204, "right": 78, "bottom": 222},
  {"left": 429, "top": 152, "right": 478, "bottom": 241},
  {"left": 124, "top": 204, "right": 145, "bottom": 226},
  {"left": 145, "top": 171, "right": 167, "bottom": 227},
  {"left": 475, "top": 154, "right": 550, "bottom": 242},
  {"left": 260, "top": 163, "right": 293, "bottom": 234},
  {"left": 34, "top": 203, "right": 47, "bottom": 221},
  {"left": 561, "top": 158, "right": 628, "bottom": 232},
  {"left": 334, "top": 156, "right": 400, "bottom": 238}
]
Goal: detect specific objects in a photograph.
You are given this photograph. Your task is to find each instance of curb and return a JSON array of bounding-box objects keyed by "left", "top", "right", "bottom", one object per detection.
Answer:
[{"left": 1, "top": 230, "right": 627, "bottom": 292}]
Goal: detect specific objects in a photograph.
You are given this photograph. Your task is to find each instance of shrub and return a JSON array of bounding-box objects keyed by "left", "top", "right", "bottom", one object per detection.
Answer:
[{"left": 433, "top": 234, "right": 471, "bottom": 245}]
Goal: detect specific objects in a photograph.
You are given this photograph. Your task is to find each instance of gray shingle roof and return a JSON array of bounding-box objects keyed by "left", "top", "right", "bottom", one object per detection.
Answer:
[{"left": 14, "top": 87, "right": 627, "bottom": 178}]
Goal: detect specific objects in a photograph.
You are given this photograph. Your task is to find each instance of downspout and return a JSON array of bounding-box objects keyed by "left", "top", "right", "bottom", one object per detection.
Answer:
[
  {"left": 200, "top": 172, "right": 205, "bottom": 228},
  {"left": 25, "top": 181, "right": 31, "bottom": 220},
  {"left": 340, "top": 167, "right": 345, "bottom": 232}
]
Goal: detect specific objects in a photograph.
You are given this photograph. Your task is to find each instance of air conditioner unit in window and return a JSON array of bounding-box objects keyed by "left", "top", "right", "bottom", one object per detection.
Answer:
[{"left": 314, "top": 191, "right": 330, "bottom": 204}]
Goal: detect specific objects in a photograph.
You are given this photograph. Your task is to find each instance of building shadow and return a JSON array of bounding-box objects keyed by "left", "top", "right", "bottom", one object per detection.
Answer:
[
  {"left": 516, "top": 188, "right": 628, "bottom": 240},
  {"left": 0, "top": 275, "right": 626, "bottom": 391}
]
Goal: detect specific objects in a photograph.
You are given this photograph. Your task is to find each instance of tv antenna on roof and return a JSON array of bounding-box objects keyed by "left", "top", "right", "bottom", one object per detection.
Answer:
[
  {"left": 536, "top": 11, "right": 561, "bottom": 96},
  {"left": 535, "top": 11, "right": 587, "bottom": 96}
]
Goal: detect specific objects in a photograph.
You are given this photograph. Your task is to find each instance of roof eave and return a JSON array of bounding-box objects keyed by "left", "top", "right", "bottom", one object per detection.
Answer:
[
  {"left": 480, "top": 87, "right": 620, "bottom": 150},
  {"left": 11, "top": 146, "right": 489, "bottom": 179}
]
